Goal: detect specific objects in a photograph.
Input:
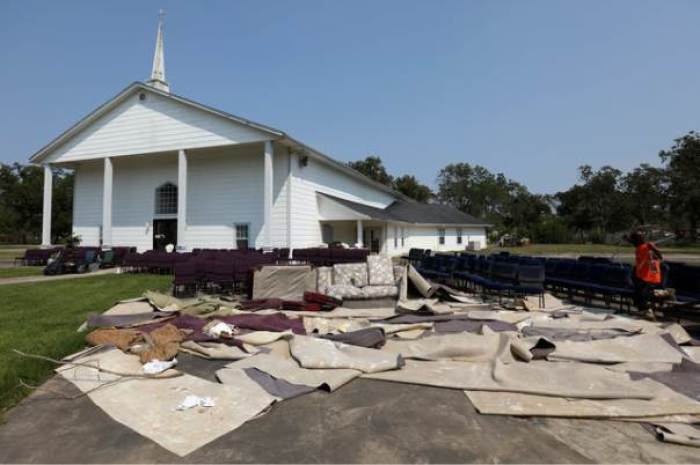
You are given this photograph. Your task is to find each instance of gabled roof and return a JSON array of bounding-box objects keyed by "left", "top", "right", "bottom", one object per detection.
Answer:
[
  {"left": 319, "top": 193, "right": 490, "bottom": 226},
  {"left": 29, "top": 82, "right": 407, "bottom": 200}
]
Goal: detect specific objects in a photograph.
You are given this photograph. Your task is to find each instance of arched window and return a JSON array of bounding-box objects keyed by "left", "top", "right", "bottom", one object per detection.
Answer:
[{"left": 155, "top": 182, "right": 178, "bottom": 215}]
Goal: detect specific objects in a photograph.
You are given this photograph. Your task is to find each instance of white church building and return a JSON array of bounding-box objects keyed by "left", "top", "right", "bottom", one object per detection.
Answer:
[{"left": 31, "top": 19, "right": 488, "bottom": 256}]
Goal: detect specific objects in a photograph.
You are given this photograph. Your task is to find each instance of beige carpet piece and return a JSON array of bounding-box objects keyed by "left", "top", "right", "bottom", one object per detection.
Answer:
[
  {"left": 661, "top": 323, "right": 692, "bottom": 345},
  {"left": 465, "top": 377, "right": 700, "bottom": 418},
  {"left": 653, "top": 423, "right": 700, "bottom": 447},
  {"left": 466, "top": 309, "right": 532, "bottom": 324},
  {"left": 626, "top": 414, "right": 700, "bottom": 424},
  {"left": 221, "top": 353, "right": 361, "bottom": 391},
  {"left": 372, "top": 322, "right": 434, "bottom": 334},
  {"left": 530, "top": 315, "right": 638, "bottom": 332},
  {"left": 603, "top": 361, "right": 676, "bottom": 374},
  {"left": 303, "top": 317, "right": 370, "bottom": 335},
  {"left": 365, "top": 359, "right": 652, "bottom": 399},
  {"left": 57, "top": 348, "right": 276, "bottom": 457},
  {"left": 103, "top": 301, "right": 156, "bottom": 316},
  {"left": 235, "top": 330, "right": 294, "bottom": 346},
  {"left": 530, "top": 315, "right": 691, "bottom": 344},
  {"left": 382, "top": 332, "right": 517, "bottom": 362},
  {"left": 682, "top": 346, "right": 700, "bottom": 363},
  {"left": 397, "top": 299, "right": 453, "bottom": 315},
  {"left": 407, "top": 264, "right": 432, "bottom": 297},
  {"left": 289, "top": 335, "right": 402, "bottom": 373},
  {"left": 252, "top": 265, "right": 316, "bottom": 301},
  {"left": 447, "top": 294, "right": 483, "bottom": 304},
  {"left": 77, "top": 300, "right": 165, "bottom": 332},
  {"left": 179, "top": 341, "right": 252, "bottom": 360},
  {"left": 143, "top": 290, "right": 189, "bottom": 312},
  {"left": 548, "top": 333, "right": 684, "bottom": 364},
  {"left": 522, "top": 293, "right": 569, "bottom": 312},
  {"left": 285, "top": 306, "right": 396, "bottom": 320},
  {"left": 392, "top": 328, "right": 429, "bottom": 340}
]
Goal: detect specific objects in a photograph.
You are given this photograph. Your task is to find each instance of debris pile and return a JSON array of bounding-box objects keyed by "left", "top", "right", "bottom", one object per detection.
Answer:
[{"left": 54, "top": 261, "right": 700, "bottom": 457}]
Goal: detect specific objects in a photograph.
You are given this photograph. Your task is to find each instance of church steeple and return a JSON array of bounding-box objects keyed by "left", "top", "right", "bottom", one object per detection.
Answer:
[{"left": 147, "top": 10, "right": 170, "bottom": 92}]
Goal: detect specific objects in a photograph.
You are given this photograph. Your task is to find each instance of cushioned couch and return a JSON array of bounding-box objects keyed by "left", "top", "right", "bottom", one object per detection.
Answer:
[{"left": 317, "top": 255, "right": 405, "bottom": 301}]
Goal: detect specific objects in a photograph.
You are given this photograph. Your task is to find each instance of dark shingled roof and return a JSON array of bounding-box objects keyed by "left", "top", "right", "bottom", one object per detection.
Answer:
[{"left": 320, "top": 193, "right": 490, "bottom": 226}]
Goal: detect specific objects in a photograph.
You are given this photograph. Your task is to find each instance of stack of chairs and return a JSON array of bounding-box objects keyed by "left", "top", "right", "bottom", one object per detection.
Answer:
[
  {"left": 59, "top": 247, "right": 100, "bottom": 274},
  {"left": 291, "top": 247, "right": 369, "bottom": 266},
  {"left": 99, "top": 246, "right": 137, "bottom": 268},
  {"left": 665, "top": 262, "right": 700, "bottom": 303},
  {"left": 416, "top": 254, "right": 458, "bottom": 281},
  {"left": 122, "top": 250, "right": 192, "bottom": 273},
  {"left": 544, "top": 258, "right": 634, "bottom": 309},
  {"left": 402, "top": 248, "right": 432, "bottom": 264},
  {"left": 447, "top": 253, "right": 546, "bottom": 304},
  {"left": 15, "top": 247, "right": 62, "bottom": 266},
  {"left": 172, "top": 249, "right": 281, "bottom": 297}
]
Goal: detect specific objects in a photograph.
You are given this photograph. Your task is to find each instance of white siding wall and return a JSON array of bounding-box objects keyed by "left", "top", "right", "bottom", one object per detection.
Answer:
[
  {"left": 72, "top": 161, "right": 103, "bottom": 246},
  {"left": 111, "top": 153, "right": 177, "bottom": 251},
  {"left": 386, "top": 222, "right": 410, "bottom": 256},
  {"left": 73, "top": 143, "right": 291, "bottom": 252},
  {"left": 404, "top": 225, "right": 487, "bottom": 254},
  {"left": 461, "top": 227, "right": 488, "bottom": 251},
  {"left": 73, "top": 149, "right": 487, "bottom": 254},
  {"left": 46, "top": 89, "right": 270, "bottom": 164},
  {"left": 185, "top": 144, "right": 265, "bottom": 250},
  {"left": 290, "top": 153, "right": 395, "bottom": 248},
  {"left": 269, "top": 142, "right": 290, "bottom": 248}
]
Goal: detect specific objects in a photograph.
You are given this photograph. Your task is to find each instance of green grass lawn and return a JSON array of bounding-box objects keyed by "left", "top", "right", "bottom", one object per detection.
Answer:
[
  {"left": 484, "top": 243, "right": 700, "bottom": 256},
  {"left": 0, "top": 267, "right": 45, "bottom": 279},
  {"left": 0, "top": 246, "right": 36, "bottom": 261},
  {"left": 0, "top": 273, "right": 172, "bottom": 416}
]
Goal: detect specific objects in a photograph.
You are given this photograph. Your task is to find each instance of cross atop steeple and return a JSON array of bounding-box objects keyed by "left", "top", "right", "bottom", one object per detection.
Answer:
[{"left": 147, "top": 10, "right": 170, "bottom": 92}]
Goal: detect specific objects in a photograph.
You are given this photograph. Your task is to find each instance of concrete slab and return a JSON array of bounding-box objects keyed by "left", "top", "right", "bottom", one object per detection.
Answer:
[{"left": 1, "top": 354, "right": 699, "bottom": 463}]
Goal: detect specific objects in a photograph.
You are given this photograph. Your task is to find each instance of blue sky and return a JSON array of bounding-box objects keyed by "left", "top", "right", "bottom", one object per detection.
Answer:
[{"left": 2, "top": 0, "right": 699, "bottom": 194}]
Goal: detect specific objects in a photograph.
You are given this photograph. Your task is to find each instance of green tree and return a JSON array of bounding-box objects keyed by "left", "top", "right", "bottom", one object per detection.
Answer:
[
  {"left": 347, "top": 156, "right": 394, "bottom": 185},
  {"left": 556, "top": 184, "right": 595, "bottom": 240},
  {"left": 659, "top": 131, "right": 700, "bottom": 241},
  {"left": 621, "top": 163, "right": 667, "bottom": 227},
  {"left": 436, "top": 162, "right": 548, "bottom": 235},
  {"left": 52, "top": 168, "right": 74, "bottom": 242},
  {"left": 503, "top": 186, "right": 552, "bottom": 237},
  {"left": 436, "top": 163, "right": 506, "bottom": 221},
  {"left": 393, "top": 175, "right": 433, "bottom": 202},
  {"left": 0, "top": 163, "right": 73, "bottom": 243},
  {"left": 529, "top": 216, "right": 573, "bottom": 244},
  {"left": 556, "top": 165, "right": 631, "bottom": 241}
]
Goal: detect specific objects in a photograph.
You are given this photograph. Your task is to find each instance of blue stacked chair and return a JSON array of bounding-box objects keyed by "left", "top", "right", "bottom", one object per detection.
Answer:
[
  {"left": 667, "top": 263, "right": 700, "bottom": 302},
  {"left": 405, "top": 248, "right": 425, "bottom": 264},
  {"left": 545, "top": 259, "right": 576, "bottom": 290},
  {"left": 514, "top": 264, "right": 546, "bottom": 306},
  {"left": 452, "top": 255, "right": 472, "bottom": 288},
  {"left": 442, "top": 252, "right": 640, "bottom": 309},
  {"left": 415, "top": 255, "right": 435, "bottom": 277}
]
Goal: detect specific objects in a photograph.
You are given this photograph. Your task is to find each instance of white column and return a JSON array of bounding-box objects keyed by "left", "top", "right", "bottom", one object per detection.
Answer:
[
  {"left": 102, "top": 157, "right": 113, "bottom": 247},
  {"left": 263, "top": 141, "right": 274, "bottom": 247},
  {"left": 286, "top": 149, "right": 293, "bottom": 251},
  {"left": 177, "top": 149, "right": 188, "bottom": 250},
  {"left": 356, "top": 219, "right": 364, "bottom": 248},
  {"left": 383, "top": 223, "right": 388, "bottom": 254},
  {"left": 41, "top": 165, "right": 53, "bottom": 246}
]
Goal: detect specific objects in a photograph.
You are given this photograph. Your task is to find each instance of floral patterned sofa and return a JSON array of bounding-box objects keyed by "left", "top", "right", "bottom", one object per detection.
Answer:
[{"left": 317, "top": 255, "right": 405, "bottom": 301}]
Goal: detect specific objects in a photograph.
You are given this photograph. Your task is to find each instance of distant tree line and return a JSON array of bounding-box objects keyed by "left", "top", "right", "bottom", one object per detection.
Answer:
[
  {"left": 0, "top": 131, "right": 697, "bottom": 245},
  {"left": 0, "top": 163, "right": 73, "bottom": 244},
  {"left": 348, "top": 131, "right": 700, "bottom": 244}
]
